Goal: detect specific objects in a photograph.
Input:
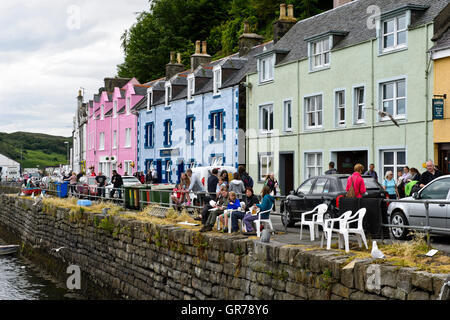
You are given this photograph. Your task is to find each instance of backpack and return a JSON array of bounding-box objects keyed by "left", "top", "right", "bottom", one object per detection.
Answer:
[
  {"left": 245, "top": 174, "right": 254, "bottom": 188},
  {"left": 346, "top": 176, "right": 356, "bottom": 198}
]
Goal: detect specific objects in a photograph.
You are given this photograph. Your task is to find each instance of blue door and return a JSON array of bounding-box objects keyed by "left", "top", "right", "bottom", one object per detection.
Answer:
[
  {"left": 177, "top": 161, "right": 184, "bottom": 183},
  {"left": 156, "top": 160, "right": 162, "bottom": 184}
]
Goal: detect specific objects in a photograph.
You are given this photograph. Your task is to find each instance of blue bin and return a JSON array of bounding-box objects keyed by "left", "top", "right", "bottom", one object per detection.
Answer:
[{"left": 56, "top": 182, "right": 69, "bottom": 198}]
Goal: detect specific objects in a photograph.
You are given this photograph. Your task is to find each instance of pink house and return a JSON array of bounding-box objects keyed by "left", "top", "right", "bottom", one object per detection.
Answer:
[{"left": 86, "top": 78, "right": 147, "bottom": 178}]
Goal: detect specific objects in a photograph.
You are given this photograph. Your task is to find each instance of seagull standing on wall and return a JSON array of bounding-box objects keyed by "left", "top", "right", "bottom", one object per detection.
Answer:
[{"left": 371, "top": 241, "right": 385, "bottom": 259}]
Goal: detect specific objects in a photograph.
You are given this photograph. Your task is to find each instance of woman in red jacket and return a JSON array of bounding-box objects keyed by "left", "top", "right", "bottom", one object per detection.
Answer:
[{"left": 346, "top": 163, "right": 366, "bottom": 198}]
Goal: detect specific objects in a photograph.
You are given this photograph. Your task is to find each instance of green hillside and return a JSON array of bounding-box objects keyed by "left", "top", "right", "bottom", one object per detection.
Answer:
[{"left": 0, "top": 132, "right": 72, "bottom": 170}]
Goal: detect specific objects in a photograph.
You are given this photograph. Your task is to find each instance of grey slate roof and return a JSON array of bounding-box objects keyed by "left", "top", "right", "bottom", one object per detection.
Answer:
[
  {"left": 274, "top": 0, "right": 450, "bottom": 65},
  {"left": 431, "top": 27, "right": 450, "bottom": 52}
]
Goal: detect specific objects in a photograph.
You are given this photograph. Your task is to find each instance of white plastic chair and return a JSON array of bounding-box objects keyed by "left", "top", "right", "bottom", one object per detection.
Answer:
[
  {"left": 321, "top": 208, "right": 367, "bottom": 253},
  {"left": 300, "top": 204, "right": 328, "bottom": 241},
  {"left": 254, "top": 204, "right": 274, "bottom": 238},
  {"left": 321, "top": 210, "right": 353, "bottom": 252},
  {"left": 343, "top": 208, "right": 368, "bottom": 250},
  {"left": 215, "top": 209, "right": 231, "bottom": 231},
  {"left": 228, "top": 209, "right": 245, "bottom": 233}
]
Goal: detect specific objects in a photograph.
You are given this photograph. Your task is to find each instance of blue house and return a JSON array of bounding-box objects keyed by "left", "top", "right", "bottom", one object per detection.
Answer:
[{"left": 135, "top": 31, "right": 267, "bottom": 183}]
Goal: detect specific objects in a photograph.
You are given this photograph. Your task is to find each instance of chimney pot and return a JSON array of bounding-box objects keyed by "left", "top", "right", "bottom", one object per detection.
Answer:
[
  {"left": 177, "top": 52, "right": 181, "bottom": 64},
  {"left": 202, "top": 41, "right": 207, "bottom": 55},
  {"left": 287, "top": 4, "right": 294, "bottom": 18},
  {"left": 195, "top": 40, "right": 201, "bottom": 54},
  {"left": 170, "top": 51, "right": 176, "bottom": 63},
  {"left": 243, "top": 20, "right": 250, "bottom": 33},
  {"left": 280, "top": 4, "right": 287, "bottom": 19}
]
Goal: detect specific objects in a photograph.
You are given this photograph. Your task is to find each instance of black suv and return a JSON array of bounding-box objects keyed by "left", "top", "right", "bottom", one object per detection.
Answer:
[{"left": 280, "top": 174, "right": 388, "bottom": 227}]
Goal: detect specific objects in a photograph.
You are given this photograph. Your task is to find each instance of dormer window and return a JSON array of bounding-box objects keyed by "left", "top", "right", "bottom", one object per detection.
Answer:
[
  {"left": 147, "top": 90, "right": 152, "bottom": 111},
  {"left": 100, "top": 104, "right": 104, "bottom": 120},
  {"left": 258, "top": 54, "right": 274, "bottom": 83},
  {"left": 213, "top": 66, "right": 221, "bottom": 95},
  {"left": 310, "top": 37, "right": 330, "bottom": 70},
  {"left": 113, "top": 101, "right": 117, "bottom": 118},
  {"left": 126, "top": 97, "right": 130, "bottom": 115},
  {"left": 381, "top": 14, "right": 407, "bottom": 52},
  {"left": 187, "top": 74, "right": 195, "bottom": 100},
  {"left": 165, "top": 82, "right": 172, "bottom": 106}
]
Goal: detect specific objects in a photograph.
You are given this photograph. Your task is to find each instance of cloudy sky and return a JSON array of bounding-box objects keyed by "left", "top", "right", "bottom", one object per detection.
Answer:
[{"left": 0, "top": 0, "right": 150, "bottom": 137}]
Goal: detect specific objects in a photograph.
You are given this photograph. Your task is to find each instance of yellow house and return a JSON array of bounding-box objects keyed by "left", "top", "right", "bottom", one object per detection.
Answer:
[{"left": 431, "top": 5, "right": 450, "bottom": 174}]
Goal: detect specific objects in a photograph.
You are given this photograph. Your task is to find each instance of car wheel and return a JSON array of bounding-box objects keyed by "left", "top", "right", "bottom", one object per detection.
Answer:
[
  {"left": 281, "top": 209, "right": 296, "bottom": 228},
  {"left": 390, "top": 211, "right": 409, "bottom": 240}
]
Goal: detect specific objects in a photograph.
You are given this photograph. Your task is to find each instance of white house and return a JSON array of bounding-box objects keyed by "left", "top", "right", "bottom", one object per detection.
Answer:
[{"left": 0, "top": 153, "right": 20, "bottom": 181}]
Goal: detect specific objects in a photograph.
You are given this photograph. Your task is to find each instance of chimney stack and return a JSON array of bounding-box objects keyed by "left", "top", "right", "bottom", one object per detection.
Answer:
[
  {"left": 273, "top": 4, "right": 297, "bottom": 44},
  {"left": 333, "top": 0, "right": 353, "bottom": 8},
  {"left": 166, "top": 51, "right": 185, "bottom": 80},
  {"left": 190, "top": 40, "right": 212, "bottom": 71},
  {"left": 238, "top": 21, "right": 264, "bottom": 57}
]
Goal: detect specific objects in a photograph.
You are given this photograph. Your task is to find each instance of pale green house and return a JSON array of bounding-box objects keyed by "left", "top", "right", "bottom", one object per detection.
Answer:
[{"left": 245, "top": 0, "right": 450, "bottom": 194}]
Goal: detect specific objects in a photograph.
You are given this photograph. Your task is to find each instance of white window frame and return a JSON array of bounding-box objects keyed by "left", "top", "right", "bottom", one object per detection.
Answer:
[
  {"left": 187, "top": 74, "right": 195, "bottom": 101},
  {"left": 126, "top": 97, "right": 131, "bottom": 115},
  {"left": 283, "top": 99, "right": 292, "bottom": 132},
  {"left": 212, "top": 112, "right": 223, "bottom": 142},
  {"left": 381, "top": 149, "right": 406, "bottom": 178},
  {"left": 125, "top": 128, "right": 131, "bottom": 148},
  {"left": 113, "top": 101, "right": 117, "bottom": 118},
  {"left": 213, "top": 66, "right": 221, "bottom": 95},
  {"left": 100, "top": 104, "right": 104, "bottom": 120},
  {"left": 165, "top": 121, "right": 172, "bottom": 146},
  {"left": 113, "top": 130, "right": 117, "bottom": 149},
  {"left": 124, "top": 161, "right": 132, "bottom": 175},
  {"left": 305, "top": 152, "right": 323, "bottom": 179},
  {"left": 259, "top": 104, "right": 274, "bottom": 133},
  {"left": 259, "top": 153, "right": 273, "bottom": 181},
  {"left": 99, "top": 132, "right": 105, "bottom": 151},
  {"left": 188, "top": 117, "right": 194, "bottom": 144},
  {"left": 147, "top": 89, "right": 153, "bottom": 111},
  {"left": 304, "top": 95, "right": 323, "bottom": 129},
  {"left": 381, "top": 13, "right": 408, "bottom": 53},
  {"left": 310, "top": 37, "right": 331, "bottom": 71},
  {"left": 335, "top": 90, "right": 346, "bottom": 127},
  {"left": 353, "top": 86, "right": 365, "bottom": 124},
  {"left": 380, "top": 78, "right": 406, "bottom": 120},
  {"left": 165, "top": 82, "right": 172, "bottom": 106},
  {"left": 259, "top": 54, "right": 274, "bottom": 83}
]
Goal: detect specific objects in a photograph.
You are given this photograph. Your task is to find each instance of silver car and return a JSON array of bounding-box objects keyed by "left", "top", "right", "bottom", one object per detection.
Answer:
[{"left": 387, "top": 175, "right": 450, "bottom": 239}]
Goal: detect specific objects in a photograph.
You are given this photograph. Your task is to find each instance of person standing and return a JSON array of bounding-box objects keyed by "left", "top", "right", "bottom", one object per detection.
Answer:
[
  {"left": 238, "top": 165, "right": 254, "bottom": 189},
  {"left": 325, "top": 162, "right": 337, "bottom": 175},
  {"left": 346, "top": 164, "right": 366, "bottom": 198},
  {"left": 110, "top": 170, "right": 123, "bottom": 199},
  {"left": 145, "top": 170, "right": 152, "bottom": 184},
  {"left": 152, "top": 169, "right": 158, "bottom": 184},
  {"left": 186, "top": 169, "right": 203, "bottom": 193},
  {"left": 95, "top": 172, "right": 107, "bottom": 199},
  {"left": 264, "top": 173, "right": 278, "bottom": 196},
  {"left": 139, "top": 171, "right": 145, "bottom": 184},
  {"left": 419, "top": 160, "right": 443, "bottom": 188},
  {"left": 382, "top": 171, "right": 398, "bottom": 199},
  {"left": 364, "top": 164, "right": 378, "bottom": 181},
  {"left": 207, "top": 168, "right": 219, "bottom": 201},
  {"left": 229, "top": 172, "right": 245, "bottom": 196},
  {"left": 64, "top": 172, "right": 78, "bottom": 196}
]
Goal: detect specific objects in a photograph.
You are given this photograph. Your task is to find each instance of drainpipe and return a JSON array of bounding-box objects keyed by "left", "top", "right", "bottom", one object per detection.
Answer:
[
  {"left": 202, "top": 94, "right": 205, "bottom": 165},
  {"left": 424, "top": 23, "right": 433, "bottom": 160},
  {"left": 371, "top": 38, "right": 375, "bottom": 167},
  {"left": 245, "top": 75, "right": 249, "bottom": 169},
  {"left": 297, "top": 59, "right": 300, "bottom": 184}
]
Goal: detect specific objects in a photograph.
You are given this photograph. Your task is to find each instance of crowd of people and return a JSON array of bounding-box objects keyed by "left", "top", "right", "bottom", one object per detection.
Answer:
[{"left": 342, "top": 160, "right": 443, "bottom": 200}]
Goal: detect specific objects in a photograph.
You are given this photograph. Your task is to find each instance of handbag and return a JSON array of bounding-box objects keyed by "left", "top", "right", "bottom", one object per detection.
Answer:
[{"left": 346, "top": 176, "right": 356, "bottom": 198}]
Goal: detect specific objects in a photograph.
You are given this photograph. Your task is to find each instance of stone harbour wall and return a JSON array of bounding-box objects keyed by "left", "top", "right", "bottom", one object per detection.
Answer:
[{"left": 0, "top": 194, "right": 448, "bottom": 300}]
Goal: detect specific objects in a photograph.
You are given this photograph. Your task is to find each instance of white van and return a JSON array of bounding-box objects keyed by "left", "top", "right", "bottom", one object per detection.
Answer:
[{"left": 191, "top": 166, "right": 237, "bottom": 189}]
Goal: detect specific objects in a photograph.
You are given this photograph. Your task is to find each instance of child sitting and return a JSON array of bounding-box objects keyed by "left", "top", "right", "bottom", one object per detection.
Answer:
[
  {"left": 219, "top": 191, "right": 241, "bottom": 233},
  {"left": 171, "top": 184, "right": 184, "bottom": 208}
]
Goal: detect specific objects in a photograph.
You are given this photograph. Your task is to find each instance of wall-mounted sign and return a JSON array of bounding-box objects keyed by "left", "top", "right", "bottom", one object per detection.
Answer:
[
  {"left": 160, "top": 148, "right": 180, "bottom": 157},
  {"left": 433, "top": 99, "right": 444, "bottom": 120}
]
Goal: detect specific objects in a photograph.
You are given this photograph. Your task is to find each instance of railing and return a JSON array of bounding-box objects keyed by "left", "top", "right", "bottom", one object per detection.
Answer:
[{"left": 380, "top": 198, "right": 450, "bottom": 247}]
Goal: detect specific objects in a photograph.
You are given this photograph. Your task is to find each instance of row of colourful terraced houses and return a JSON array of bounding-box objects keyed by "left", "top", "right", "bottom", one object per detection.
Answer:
[{"left": 72, "top": 0, "right": 450, "bottom": 194}]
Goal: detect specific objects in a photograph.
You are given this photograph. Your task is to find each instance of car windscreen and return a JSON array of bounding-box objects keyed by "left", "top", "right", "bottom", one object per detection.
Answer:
[{"left": 339, "top": 177, "right": 381, "bottom": 190}]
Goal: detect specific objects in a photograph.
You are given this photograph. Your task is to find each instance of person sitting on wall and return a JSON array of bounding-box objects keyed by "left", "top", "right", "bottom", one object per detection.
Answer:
[{"left": 171, "top": 184, "right": 185, "bottom": 210}]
